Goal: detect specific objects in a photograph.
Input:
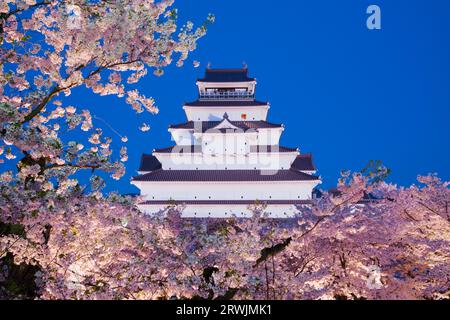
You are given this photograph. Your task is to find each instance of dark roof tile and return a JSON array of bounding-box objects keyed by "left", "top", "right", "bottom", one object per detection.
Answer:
[
  {"left": 198, "top": 68, "right": 255, "bottom": 82},
  {"left": 133, "top": 169, "right": 320, "bottom": 182},
  {"left": 169, "top": 120, "right": 282, "bottom": 132},
  {"left": 184, "top": 100, "right": 268, "bottom": 107},
  {"left": 138, "top": 154, "right": 162, "bottom": 172},
  {"left": 152, "top": 145, "right": 298, "bottom": 154},
  {"left": 153, "top": 145, "right": 202, "bottom": 153},
  {"left": 290, "top": 154, "right": 316, "bottom": 171}
]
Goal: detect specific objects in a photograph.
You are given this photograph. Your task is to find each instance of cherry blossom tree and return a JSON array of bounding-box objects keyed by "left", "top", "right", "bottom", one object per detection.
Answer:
[
  {"left": 0, "top": 1, "right": 448, "bottom": 301},
  {"left": 0, "top": 0, "right": 216, "bottom": 299},
  {"left": 1, "top": 0, "right": 213, "bottom": 183},
  {"left": 1, "top": 166, "right": 448, "bottom": 299}
]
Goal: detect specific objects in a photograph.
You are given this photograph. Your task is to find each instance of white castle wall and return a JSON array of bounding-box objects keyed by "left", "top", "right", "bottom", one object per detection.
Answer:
[
  {"left": 153, "top": 153, "right": 298, "bottom": 170},
  {"left": 197, "top": 81, "right": 256, "bottom": 94},
  {"left": 132, "top": 181, "right": 319, "bottom": 201},
  {"left": 169, "top": 128, "right": 284, "bottom": 148},
  {"left": 184, "top": 106, "right": 269, "bottom": 121}
]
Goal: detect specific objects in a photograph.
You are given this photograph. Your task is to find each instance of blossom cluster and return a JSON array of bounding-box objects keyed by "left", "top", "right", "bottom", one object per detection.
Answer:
[
  {"left": 1, "top": 0, "right": 212, "bottom": 182},
  {"left": 0, "top": 171, "right": 448, "bottom": 300}
]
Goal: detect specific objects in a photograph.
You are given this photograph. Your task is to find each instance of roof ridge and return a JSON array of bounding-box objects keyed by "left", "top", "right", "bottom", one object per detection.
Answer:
[
  {"left": 184, "top": 100, "right": 269, "bottom": 107},
  {"left": 198, "top": 68, "right": 254, "bottom": 82},
  {"left": 205, "top": 68, "right": 248, "bottom": 72},
  {"left": 297, "top": 153, "right": 312, "bottom": 158}
]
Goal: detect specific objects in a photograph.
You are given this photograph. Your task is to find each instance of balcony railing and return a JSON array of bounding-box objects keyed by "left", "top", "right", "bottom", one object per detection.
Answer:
[{"left": 199, "top": 92, "right": 255, "bottom": 100}]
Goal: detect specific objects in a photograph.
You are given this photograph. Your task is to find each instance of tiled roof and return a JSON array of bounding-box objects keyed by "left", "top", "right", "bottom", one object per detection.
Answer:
[
  {"left": 184, "top": 100, "right": 268, "bottom": 107},
  {"left": 139, "top": 200, "right": 312, "bottom": 205},
  {"left": 169, "top": 120, "right": 282, "bottom": 132},
  {"left": 198, "top": 68, "right": 255, "bottom": 82},
  {"left": 133, "top": 169, "right": 319, "bottom": 182},
  {"left": 290, "top": 154, "right": 316, "bottom": 171},
  {"left": 151, "top": 145, "right": 298, "bottom": 155},
  {"left": 153, "top": 145, "right": 202, "bottom": 154},
  {"left": 138, "top": 154, "right": 162, "bottom": 172}
]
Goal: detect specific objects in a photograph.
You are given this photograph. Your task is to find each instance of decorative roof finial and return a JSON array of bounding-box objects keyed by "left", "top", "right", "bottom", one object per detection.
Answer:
[
  {"left": 223, "top": 112, "right": 229, "bottom": 120},
  {"left": 207, "top": 62, "right": 212, "bottom": 69},
  {"left": 242, "top": 61, "right": 248, "bottom": 69}
]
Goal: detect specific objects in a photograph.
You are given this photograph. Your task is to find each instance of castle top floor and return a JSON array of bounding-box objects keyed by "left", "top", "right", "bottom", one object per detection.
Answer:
[{"left": 196, "top": 68, "right": 256, "bottom": 100}]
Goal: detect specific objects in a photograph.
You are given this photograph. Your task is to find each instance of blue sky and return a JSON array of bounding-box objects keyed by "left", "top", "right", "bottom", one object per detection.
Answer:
[
  {"left": 85, "top": 0, "right": 450, "bottom": 193},
  {"left": 7, "top": 0, "right": 450, "bottom": 194}
]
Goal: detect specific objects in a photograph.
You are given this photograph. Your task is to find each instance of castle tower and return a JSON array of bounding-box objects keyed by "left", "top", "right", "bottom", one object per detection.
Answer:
[{"left": 131, "top": 68, "right": 321, "bottom": 217}]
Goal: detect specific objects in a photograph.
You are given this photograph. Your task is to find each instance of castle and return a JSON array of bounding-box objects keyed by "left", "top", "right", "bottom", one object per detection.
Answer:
[{"left": 131, "top": 68, "right": 321, "bottom": 217}]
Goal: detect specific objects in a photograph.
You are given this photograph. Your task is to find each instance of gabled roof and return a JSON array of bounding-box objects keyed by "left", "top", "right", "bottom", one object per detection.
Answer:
[
  {"left": 132, "top": 169, "right": 320, "bottom": 182},
  {"left": 184, "top": 100, "right": 268, "bottom": 107},
  {"left": 290, "top": 154, "right": 316, "bottom": 172},
  {"left": 211, "top": 115, "right": 241, "bottom": 131},
  {"left": 198, "top": 68, "right": 255, "bottom": 82},
  {"left": 138, "top": 154, "right": 162, "bottom": 172},
  {"left": 169, "top": 120, "right": 283, "bottom": 133}
]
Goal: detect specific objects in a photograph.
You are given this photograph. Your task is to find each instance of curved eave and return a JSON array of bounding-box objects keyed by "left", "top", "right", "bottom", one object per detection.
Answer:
[
  {"left": 196, "top": 80, "right": 256, "bottom": 85},
  {"left": 132, "top": 169, "right": 321, "bottom": 183},
  {"left": 168, "top": 121, "right": 284, "bottom": 132},
  {"left": 183, "top": 101, "right": 269, "bottom": 108},
  {"left": 152, "top": 145, "right": 299, "bottom": 154}
]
